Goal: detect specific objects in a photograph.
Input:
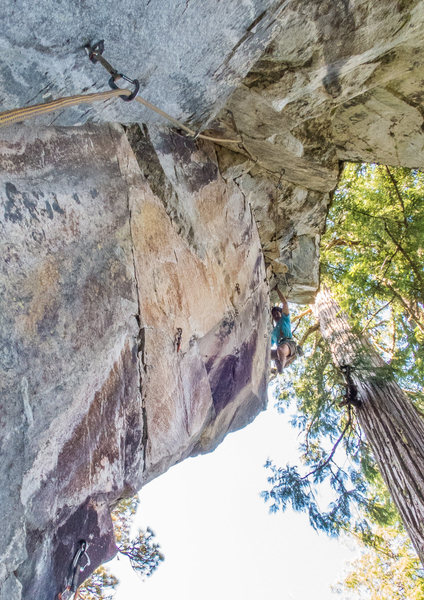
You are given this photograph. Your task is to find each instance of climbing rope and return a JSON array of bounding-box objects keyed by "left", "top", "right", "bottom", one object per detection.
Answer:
[
  {"left": 0, "top": 89, "right": 127, "bottom": 128},
  {"left": 0, "top": 40, "right": 240, "bottom": 144},
  {"left": 0, "top": 89, "right": 239, "bottom": 142}
]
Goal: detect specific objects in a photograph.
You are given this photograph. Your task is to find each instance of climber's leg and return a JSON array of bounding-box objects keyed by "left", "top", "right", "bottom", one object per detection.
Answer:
[{"left": 276, "top": 343, "right": 291, "bottom": 370}]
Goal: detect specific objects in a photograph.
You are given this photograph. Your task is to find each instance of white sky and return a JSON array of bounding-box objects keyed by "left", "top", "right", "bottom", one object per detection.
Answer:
[{"left": 111, "top": 394, "right": 359, "bottom": 600}]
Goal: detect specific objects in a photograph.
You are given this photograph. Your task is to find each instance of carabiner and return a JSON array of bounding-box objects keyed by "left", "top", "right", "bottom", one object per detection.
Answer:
[{"left": 108, "top": 75, "right": 140, "bottom": 102}]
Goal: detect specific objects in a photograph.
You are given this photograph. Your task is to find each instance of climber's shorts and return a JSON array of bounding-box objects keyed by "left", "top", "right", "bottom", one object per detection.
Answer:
[{"left": 278, "top": 338, "right": 297, "bottom": 357}]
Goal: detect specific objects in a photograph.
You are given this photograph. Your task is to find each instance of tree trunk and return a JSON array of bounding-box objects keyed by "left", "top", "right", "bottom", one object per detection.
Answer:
[{"left": 315, "top": 286, "right": 424, "bottom": 565}]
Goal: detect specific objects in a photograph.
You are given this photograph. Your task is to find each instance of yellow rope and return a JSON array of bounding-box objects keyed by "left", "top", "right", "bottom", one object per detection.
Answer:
[
  {"left": 0, "top": 89, "right": 125, "bottom": 127},
  {"left": 0, "top": 87, "right": 240, "bottom": 144}
]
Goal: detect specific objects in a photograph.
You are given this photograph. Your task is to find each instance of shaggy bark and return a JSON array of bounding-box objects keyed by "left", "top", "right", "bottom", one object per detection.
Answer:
[{"left": 315, "top": 286, "right": 424, "bottom": 565}]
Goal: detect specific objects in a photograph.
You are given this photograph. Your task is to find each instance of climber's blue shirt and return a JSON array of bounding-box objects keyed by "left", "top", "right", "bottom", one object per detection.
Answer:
[{"left": 271, "top": 313, "right": 292, "bottom": 346}]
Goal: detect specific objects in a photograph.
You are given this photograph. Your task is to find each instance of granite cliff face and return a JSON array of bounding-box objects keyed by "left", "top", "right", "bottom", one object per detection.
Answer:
[
  {"left": 0, "top": 124, "right": 268, "bottom": 599},
  {"left": 1, "top": 0, "right": 423, "bottom": 598}
]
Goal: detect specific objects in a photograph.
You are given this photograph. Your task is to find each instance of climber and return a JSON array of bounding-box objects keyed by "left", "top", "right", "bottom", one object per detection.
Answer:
[{"left": 271, "top": 287, "right": 298, "bottom": 372}]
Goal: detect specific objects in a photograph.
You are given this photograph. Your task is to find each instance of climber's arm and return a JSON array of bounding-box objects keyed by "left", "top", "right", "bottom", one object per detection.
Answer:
[{"left": 276, "top": 287, "right": 289, "bottom": 315}]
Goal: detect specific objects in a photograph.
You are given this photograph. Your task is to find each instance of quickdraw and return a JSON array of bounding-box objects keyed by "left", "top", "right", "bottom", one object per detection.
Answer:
[
  {"left": 58, "top": 540, "right": 89, "bottom": 600},
  {"left": 85, "top": 40, "right": 140, "bottom": 101},
  {"left": 174, "top": 328, "right": 183, "bottom": 352}
]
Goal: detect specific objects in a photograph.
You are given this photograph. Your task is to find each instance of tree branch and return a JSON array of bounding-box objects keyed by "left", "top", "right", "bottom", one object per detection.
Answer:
[
  {"left": 299, "top": 322, "right": 320, "bottom": 347},
  {"left": 381, "top": 280, "right": 424, "bottom": 334},
  {"left": 361, "top": 301, "right": 392, "bottom": 334},
  {"left": 291, "top": 307, "right": 312, "bottom": 323},
  {"left": 389, "top": 312, "right": 396, "bottom": 361},
  {"left": 302, "top": 412, "right": 352, "bottom": 481},
  {"left": 291, "top": 308, "right": 313, "bottom": 337},
  {"left": 383, "top": 223, "right": 424, "bottom": 292},
  {"left": 385, "top": 166, "right": 408, "bottom": 229},
  {"left": 379, "top": 248, "right": 400, "bottom": 280},
  {"left": 352, "top": 207, "right": 403, "bottom": 225},
  {"left": 325, "top": 238, "right": 361, "bottom": 251},
  {"left": 304, "top": 393, "right": 337, "bottom": 455}
]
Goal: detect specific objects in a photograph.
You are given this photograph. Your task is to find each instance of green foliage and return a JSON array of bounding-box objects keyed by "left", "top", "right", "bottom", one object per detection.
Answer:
[
  {"left": 118, "top": 527, "right": 164, "bottom": 580},
  {"left": 79, "top": 567, "right": 118, "bottom": 600},
  {"left": 111, "top": 495, "right": 164, "bottom": 580},
  {"left": 78, "top": 495, "right": 164, "bottom": 599},
  {"left": 335, "top": 526, "right": 424, "bottom": 599},
  {"left": 111, "top": 495, "right": 140, "bottom": 546},
  {"left": 263, "top": 164, "right": 424, "bottom": 583},
  {"left": 263, "top": 327, "right": 395, "bottom": 541},
  {"left": 322, "top": 163, "right": 424, "bottom": 404}
]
